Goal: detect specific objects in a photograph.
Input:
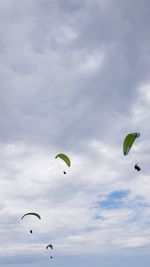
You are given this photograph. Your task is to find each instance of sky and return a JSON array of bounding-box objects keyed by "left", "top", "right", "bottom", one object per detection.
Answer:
[{"left": 0, "top": 0, "right": 150, "bottom": 266}]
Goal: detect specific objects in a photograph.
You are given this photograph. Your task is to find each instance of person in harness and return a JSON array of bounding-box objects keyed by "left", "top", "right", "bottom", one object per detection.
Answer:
[{"left": 134, "top": 164, "right": 141, "bottom": 171}]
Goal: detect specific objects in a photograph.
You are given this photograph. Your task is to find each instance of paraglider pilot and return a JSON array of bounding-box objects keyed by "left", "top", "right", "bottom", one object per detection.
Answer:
[{"left": 134, "top": 164, "right": 141, "bottom": 171}]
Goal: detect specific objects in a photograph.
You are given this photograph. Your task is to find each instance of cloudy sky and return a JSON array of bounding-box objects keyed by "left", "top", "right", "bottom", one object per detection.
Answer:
[{"left": 0, "top": 0, "right": 150, "bottom": 266}]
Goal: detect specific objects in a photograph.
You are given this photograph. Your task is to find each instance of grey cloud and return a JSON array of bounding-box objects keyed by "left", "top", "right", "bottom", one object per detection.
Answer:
[
  {"left": 0, "top": 1, "right": 150, "bottom": 265},
  {"left": 0, "top": 0, "right": 149, "bottom": 151}
]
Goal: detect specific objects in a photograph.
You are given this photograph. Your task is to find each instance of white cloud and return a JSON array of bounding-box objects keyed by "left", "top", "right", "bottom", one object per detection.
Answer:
[{"left": 0, "top": 139, "right": 149, "bottom": 258}]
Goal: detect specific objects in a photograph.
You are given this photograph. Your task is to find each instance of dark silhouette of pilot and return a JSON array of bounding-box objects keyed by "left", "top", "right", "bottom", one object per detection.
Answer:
[{"left": 134, "top": 164, "right": 141, "bottom": 171}]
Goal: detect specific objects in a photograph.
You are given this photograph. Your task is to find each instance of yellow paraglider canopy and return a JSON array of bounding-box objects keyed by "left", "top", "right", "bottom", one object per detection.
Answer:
[
  {"left": 21, "top": 212, "right": 41, "bottom": 220},
  {"left": 55, "top": 153, "right": 71, "bottom": 167},
  {"left": 123, "top": 132, "right": 140, "bottom": 156}
]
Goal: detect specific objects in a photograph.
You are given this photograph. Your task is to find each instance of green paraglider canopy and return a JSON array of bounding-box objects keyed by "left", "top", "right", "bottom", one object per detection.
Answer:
[
  {"left": 55, "top": 153, "right": 71, "bottom": 167},
  {"left": 21, "top": 212, "right": 41, "bottom": 220},
  {"left": 46, "top": 244, "right": 53, "bottom": 250},
  {"left": 123, "top": 132, "right": 140, "bottom": 156}
]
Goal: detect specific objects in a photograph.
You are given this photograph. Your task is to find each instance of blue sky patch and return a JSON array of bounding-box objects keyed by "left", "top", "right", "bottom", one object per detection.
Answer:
[{"left": 96, "top": 190, "right": 129, "bottom": 210}]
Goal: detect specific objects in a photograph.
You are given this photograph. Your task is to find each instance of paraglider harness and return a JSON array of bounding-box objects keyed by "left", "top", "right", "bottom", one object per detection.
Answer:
[{"left": 134, "top": 164, "right": 141, "bottom": 171}]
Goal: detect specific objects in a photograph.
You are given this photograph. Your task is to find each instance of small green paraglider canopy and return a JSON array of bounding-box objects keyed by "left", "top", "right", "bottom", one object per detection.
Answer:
[
  {"left": 46, "top": 244, "right": 53, "bottom": 250},
  {"left": 55, "top": 153, "right": 71, "bottom": 167},
  {"left": 123, "top": 132, "right": 140, "bottom": 156},
  {"left": 21, "top": 212, "right": 41, "bottom": 220}
]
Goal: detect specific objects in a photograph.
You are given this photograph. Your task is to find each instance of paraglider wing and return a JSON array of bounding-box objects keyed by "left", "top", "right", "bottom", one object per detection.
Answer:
[
  {"left": 55, "top": 153, "right": 71, "bottom": 167},
  {"left": 123, "top": 133, "right": 140, "bottom": 156},
  {"left": 21, "top": 212, "right": 41, "bottom": 220},
  {"left": 46, "top": 244, "right": 53, "bottom": 250}
]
